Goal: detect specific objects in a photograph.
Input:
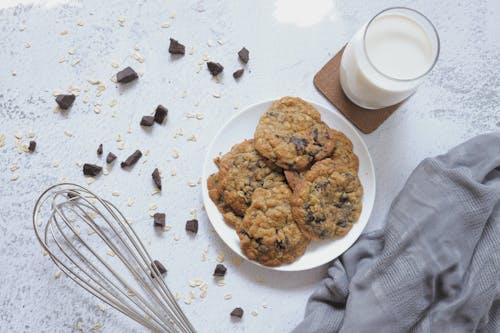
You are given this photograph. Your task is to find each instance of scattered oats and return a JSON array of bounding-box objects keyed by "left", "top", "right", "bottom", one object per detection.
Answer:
[
  {"left": 197, "top": 177, "right": 202, "bottom": 184},
  {"left": 117, "top": 142, "right": 125, "bottom": 150},
  {"left": 149, "top": 211, "right": 155, "bottom": 217},
  {"left": 92, "top": 323, "right": 101, "bottom": 331},
  {"left": 87, "top": 229, "right": 95, "bottom": 235},
  {"left": 55, "top": 270, "right": 62, "bottom": 279},
  {"left": 189, "top": 47, "right": 195, "bottom": 55},
  {"left": 116, "top": 134, "right": 122, "bottom": 142},
  {"left": 64, "top": 130, "right": 73, "bottom": 137},
  {"left": 190, "top": 208, "right": 198, "bottom": 218},
  {"left": 94, "top": 106, "right": 102, "bottom": 114},
  {"left": 103, "top": 168, "right": 109, "bottom": 176},
  {"left": 207, "top": 40, "right": 214, "bottom": 47},
  {"left": 151, "top": 189, "right": 160, "bottom": 196},
  {"left": 171, "top": 169, "right": 177, "bottom": 176},
  {"left": 170, "top": 12, "right": 176, "bottom": 19},
  {"left": 112, "top": 191, "right": 120, "bottom": 196},
  {"left": 118, "top": 16, "right": 126, "bottom": 26},
  {"left": 187, "top": 134, "right": 197, "bottom": 142},
  {"left": 174, "top": 128, "right": 184, "bottom": 138},
  {"left": 188, "top": 181, "right": 197, "bottom": 187},
  {"left": 106, "top": 249, "right": 115, "bottom": 257},
  {"left": 76, "top": 321, "right": 83, "bottom": 331},
  {"left": 164, "top": 225, "right": 172, "bottom": 231},
  {"left": 24, "top": 42, "right": 31, "bottom": 48},
  {"left": 133, "top": 52, "right": 145, "bottom": 63},
  {"left": 60, "top": 30, "right": 68, "bottom": 36},
  {"left": 216, "top": 253, "right": 225, "bottom": 263},
  {"left": 200, "top": 290, "right": 207, "bottom": 298},
  {"left": 189, "top": 280, "right": 197, "bottom": 287},
  {"left": 251, "top": 310, "right": 259, "bottom": 316},
  {"left": 19, "top": 24, "right": 26, "bottom": 31},
  {"left": 231, "top": 257, "right": 243, "bottom": 265},
  {"left": 217, "top": 40, "right": 224, "bottom": 45},
  {"left": 175, "top": 292, "right": 180, "bottom": 301},
  {"left": 202, "top": 54, "right": 209, "bottom": 62},
  {"left": 68, "top": 48, "right": 75, "bottom": 55},
  {"left": 68, "top": 86, "right": 81, "bottom": 95},
  {"left": 144, "top": 149, "right": 150, "bottom": 157},
  {"left": 149, "top": 203, "right": 158, "bottom": 210},
  {"left": 161, "top": 22, "right": 171, "bottom": 28},
  {"left": 127, "top": 126, "right": 132, "bottom": 134},
  {"left": 186, "top": 112, "right": 195, "bottom": 119},
  {"left": 96, "top": 84, "right": 105, "bottom": 97},
  {"left": 76, "top": 161, "right": 83, "bottom": 167},
  {"left": 216, "top": 280, "right": 225, "bottom": 286},
  {"left": 88, "top": 79, "right": 100, "bottom": 85},
  {"left": 15, "top": 131, "right": 22, "bottom": 139},
  {"left": 27, "top": 130, "right": 35, "bottom": 138},
  {"left": 82, "top": 95, "right": 89, "bottom": 104},
  {"left": 10, "top": 174, "right": 19, "bottom": 181},
  {"left": 58, "top": 56, "right": 67, "bottom": 63},
  {"left": 212, "top": 92, "right": 221, "bottom": 98},
  {"left": 53, "top": 106, "right": 61, "bottom": 113},
  {"left": 194, "top": 279, "right": 203, "bottom": 286},
  {"left": 87, "top": 177, "right": 96, "bottom": 185},
  {"left": 11, "top": 71, "right": 16, "bottom": 76},
  {"left": 174, "top": 234, "right": 180, "bottom": 241},
  {"left": 201, "top": 252, "right": 207, "bottom": 262},
  {"left": 77, "top": 19, "right": 85, "bottom": 26},
  {"left": 183, "top": 297, "right": 191, "bottom": 305},
  {"left": 97, "top": 303, "right": 105, "bottom": 312},
  {"left": 224, "top": 293, "right": 232, "bottom": 300},
  {"left": 109, "top": 98, "right": 118, "bottom": 107},
  {"left": 262, "top": 303, "right": 269, "bottom": 309},
  {"left": 71, "top": 58, "right": 81, "bottom": 66},
  {"left": 189, "top": 291, "right": 196, "bottom": 299},
  {"left": 52, "top": 161, "right": 60, "bottom": 168},
  {"left": 9, "top": 165, "right": 18, "bottom": 171},
  {"left": 195, "top": 113, "right": 205, "bottom": 120},
  {"left": 41, "top": 248, "right": 48, "bottom": 256},
  {"left": 213, "top": 75, "right": 221, "bottom": 84},
  {"left": 127, "top": 198, "right": 135, "bottom": 207},
  {"left": 127, "top": 290, "right": 135, "bottom": 296},
  {"left": 111, "top": 62, "right": 119, "bottom": 68},
  {"left": 172, "top": 149, "right": 180, "bottom": 159}
]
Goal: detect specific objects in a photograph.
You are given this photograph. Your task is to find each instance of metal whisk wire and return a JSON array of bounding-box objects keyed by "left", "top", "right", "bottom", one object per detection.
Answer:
[{"left": 33, "top": 183, "right": 196, "bottom": 333}]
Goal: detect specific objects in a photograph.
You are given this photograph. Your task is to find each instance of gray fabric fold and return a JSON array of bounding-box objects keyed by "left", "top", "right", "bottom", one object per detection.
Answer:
[{"left": 293, "top": 133, "right": 500, "bottom": 333}]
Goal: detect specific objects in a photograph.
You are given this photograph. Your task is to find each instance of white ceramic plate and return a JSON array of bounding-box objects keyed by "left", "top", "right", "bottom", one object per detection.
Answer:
[{"left": 201, "top": 99, "right": 376, "bottom": 271}]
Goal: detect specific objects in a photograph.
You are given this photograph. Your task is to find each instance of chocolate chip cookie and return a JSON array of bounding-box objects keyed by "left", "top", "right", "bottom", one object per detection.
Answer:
[
  {"left": 217, "top": 139, "right": 285, "bottom": 217},
  {"left": 290, "top": 158, "right": 363, "bottom": 240},
  {"left": 207, "top": 173, "right": 242, "bottom": 227},
  {"left": 254, "top": 97, "right": 336, "bottom": 171},
  {"left": 238, "top": 184, "right": 309, "bottom": 266}
]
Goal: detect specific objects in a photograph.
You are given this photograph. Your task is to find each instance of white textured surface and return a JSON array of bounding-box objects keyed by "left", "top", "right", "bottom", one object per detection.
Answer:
[{"left": 0, "top": 0, "right": 498, "bottom": 332}]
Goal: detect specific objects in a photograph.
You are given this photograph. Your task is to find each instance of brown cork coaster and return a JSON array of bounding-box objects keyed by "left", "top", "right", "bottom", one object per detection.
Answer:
[{"left": 313, "top": 45, "right": 404, "bottom": 134}]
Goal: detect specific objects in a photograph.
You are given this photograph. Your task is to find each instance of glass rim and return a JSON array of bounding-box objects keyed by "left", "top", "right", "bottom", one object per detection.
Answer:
[{"left": 362, "top": 7, "right": 440, "bottom": 82}]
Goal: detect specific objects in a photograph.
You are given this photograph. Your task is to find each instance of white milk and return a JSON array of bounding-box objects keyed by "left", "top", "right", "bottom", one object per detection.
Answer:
[{"left": 340, "top": 11, "right": 437, "bottom": 109}]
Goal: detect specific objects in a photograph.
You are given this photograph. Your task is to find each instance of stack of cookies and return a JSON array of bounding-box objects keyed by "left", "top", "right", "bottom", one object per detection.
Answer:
[{"left": 207, "top": 97, "right": 363, "bottom": 267}]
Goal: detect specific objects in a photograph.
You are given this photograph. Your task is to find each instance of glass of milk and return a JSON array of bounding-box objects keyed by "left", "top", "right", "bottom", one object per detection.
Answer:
[{"left": 339, "top": 7, "right": 439, "bottom": 109}]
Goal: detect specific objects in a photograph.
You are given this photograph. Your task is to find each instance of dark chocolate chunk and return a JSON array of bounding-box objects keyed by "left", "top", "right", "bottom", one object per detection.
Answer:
[
  {"left": 154, "top": 105, "right": 168, "bottom": 124},
  {"left": 116, "top": 66, "right": 138, "bottom": 83},
  {"left": 97, "top": 144, "right": 103, "bottom": 155},
  {"left": 185, "top": 219, "right": 198, "bottom": 234},
  {"left": 152, "top": 168, "right": 162, "bottom": 190},
  {"left": 55, "top": 94, "right": 76, "bottom": 109},
  {"left": 83, "top": 163, "right": 102, "bottom": 177},
  {"left": 121, "top": 150, "right": 142, "bottom": 168},
  {"left": 153, "top": 213, "right": 166, "bottom": 227},
  {"left": 140, "top": 115, "right": 155, "bottom": 127},
  {"left": 207, "top": 61, "right": 224, "bottom": 76},
  {"left": 230, "top": 307, "right": 244, "bottom": 318},
  {"left": 28, "top": 140, "right": 36, "bottom": 152},
  {"left": 151, "top": 260, "right": 167, "bottom": 277},
  {"left": 233, "top": 69, "right": 244, "bottom": 79},
  {"left": 169, "top": 38, "right": 185, "bottom": 55},
  {"left": 238, "top": 47, "right": 249, "bottom": 64},
  {"left": 106, "top": 152, "right": 117, "bottom": 164},
  {"left": 213, "top": 264, "right": 227, "bottom": 277}
]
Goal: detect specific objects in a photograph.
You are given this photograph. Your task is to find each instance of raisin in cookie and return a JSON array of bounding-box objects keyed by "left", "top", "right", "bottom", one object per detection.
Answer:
[
  {"left": 290, "top": 158, "right": 363, "bottom": 240},
  {"left": 254, "top": 97, "right": 336, "bottom": 171},
  {"left": 238, "top": 184, "right": 309, "bottom": 266},
  {"left": 217, "top": 139, "right": 284, "bottom": 217},
  {"left": 207, "top": 173, "right": 242, "bottom": 227}
]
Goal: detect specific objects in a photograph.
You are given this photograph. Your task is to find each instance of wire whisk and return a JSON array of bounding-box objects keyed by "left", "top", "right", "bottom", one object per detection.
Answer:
[{"left": 33, "top": 183, "right": 196, "bottom": 333}]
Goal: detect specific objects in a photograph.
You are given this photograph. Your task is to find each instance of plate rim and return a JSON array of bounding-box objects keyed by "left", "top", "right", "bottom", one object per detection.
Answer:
[{"left": 201, "top": 97, "right": 376, "bottom": 271}]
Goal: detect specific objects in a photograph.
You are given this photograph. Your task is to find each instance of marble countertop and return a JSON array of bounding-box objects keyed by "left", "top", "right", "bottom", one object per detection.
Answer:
[{"left": 1, "top": 0, "right": 498, "bottom": 332}]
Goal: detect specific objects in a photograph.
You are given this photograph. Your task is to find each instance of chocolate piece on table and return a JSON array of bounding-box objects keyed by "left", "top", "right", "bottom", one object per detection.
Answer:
[
  {"left": 106, "top": 152, "right": 117, "bottom": 164},
  {"left": 230, "top": 307, "right": 244, "bottom": 318},
  {"left": 153, "top": 213, "right": 166, "bottom": 227},
  {"left": 140, "top": 115, "right": 155, "bottom": 127},
  {"left": 28, "top": 140, "right": 36, "bottom": 152},
  {"left": 97, "top": 144, "right": 103, "bottom": 155},
  {"left": 233, "top": 69, "right": 244, "bottom": 79},
  {"left": 121, "top": 150, "right": 142, "bottom": 168},
  {"left": 207, "top": 61, "right": 224, "bottom": 76},
  {"left": 213, "top": 264, "right": 227, "bottom": 277},
  {"left": 169, "top": 38, "right": 185, "bottom": 55},
  {"left": 154, "top": 105, "right": 168, "bottom": 124},
  {"left": 185, "top": 219, "right": 198, "bottom": 233},
  {"left": 55, "top": 94, "right": 76, "bottom": 109},
  {"left": 238, "top": 47, "right": 249, "bottom": 64},
  {"left": 116, "top": 66, "right": 138, "bottom": 83},
  {"left": 83, "top": 163, "right": 102, "bottom": 177},
  {"left": 152, "top": 168, "right": 162, "bottom": 190},
  {"left": 151, "top": 260, "right": 167, "bottom": 277}
]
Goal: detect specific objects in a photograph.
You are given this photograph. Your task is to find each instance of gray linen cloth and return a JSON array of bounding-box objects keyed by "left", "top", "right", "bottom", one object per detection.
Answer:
[{"left": 293, "top": 133, "right": 500, "bottom": 333}]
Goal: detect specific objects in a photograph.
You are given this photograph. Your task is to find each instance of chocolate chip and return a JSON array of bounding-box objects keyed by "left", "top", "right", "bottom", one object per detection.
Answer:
[
  {"left": 185, "top": 219, "right": 198, "bottom": 233},
  {"left": 55, "top": 94, "right": 76, "bottom": 109},
  {"left": 207, "top": 61, "right": 224, "bottom": 76},
  {"left": 230, "top": 307, "right": 244, "bottom": 318},
  {"left": 140, "top": 115, "right": 155, "bottom": 127},
  {"left": 116, "top": 66, "right": 138, "bottom": 83},
  {"left": 151, "top": 260, "right": 167, "bottom": 277},
  {"left": 213, "top": 264, "right": 227, "bottom": 277},
  {"left": 153, "top": 213, "right": 166, "bottom": 227},
  {"left": 154, "top": 105, "right": 168, "bottom": 124},
  {"left": 28, "top": 140, "right": 36, "bottom": 152},
  {"left": 238, "top": 47, "right": 249, "bottom": 64},
  {"left": 97, "top": 144, "right": 103, "bottom": 155},
  {"left": 152, "top": 168, "right": 161, "bottom": 190},
  {"left": 291, "top": 137, "right": 308, "bottom": 153},
  {"left": 121, "top": 150, "right": 142, "bottom": 168},
  {"left": 233, "top": 69, "right": 244, "bottom": 79},
  {"left": 106, "top": 152, "right": 117, "bottom": 164},
  {"left": 169, "top": 38, "right": 185, "bottom": 55},
  {"left": 83, "top": 163, "right": 102, "bottom": 176}
]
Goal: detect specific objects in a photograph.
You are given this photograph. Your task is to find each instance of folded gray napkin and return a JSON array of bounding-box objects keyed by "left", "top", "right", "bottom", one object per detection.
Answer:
[{"left": 293, "top": 133, "right": 500, "bottom": 333}]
